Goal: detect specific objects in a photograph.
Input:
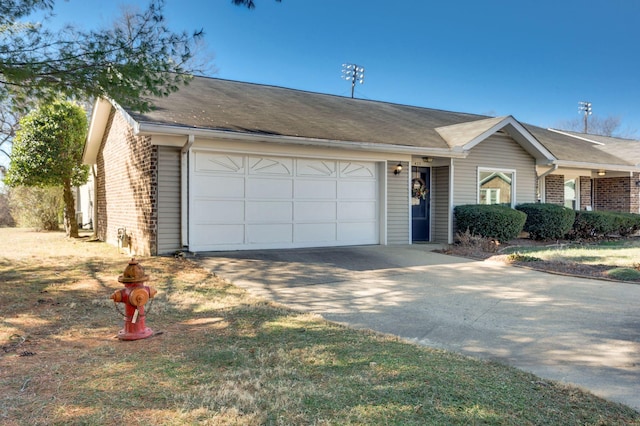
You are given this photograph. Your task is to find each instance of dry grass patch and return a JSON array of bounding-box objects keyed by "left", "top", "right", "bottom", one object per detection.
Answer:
[{"left": 1, "top": 228, "right": 639, "bottom": 425}]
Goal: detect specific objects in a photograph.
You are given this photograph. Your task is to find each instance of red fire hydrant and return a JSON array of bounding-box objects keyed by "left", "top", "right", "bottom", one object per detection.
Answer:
[{"left": 111, "top": 258, "right": 157, "bottom": 340}]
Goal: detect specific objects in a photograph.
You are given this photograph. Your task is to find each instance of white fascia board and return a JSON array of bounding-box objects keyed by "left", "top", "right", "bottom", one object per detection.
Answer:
[
  {"left": 552, "top": 160, "right": 640, "bottom": 172},
  {"left": 462, "top": 116, "right": 556, "bottom": 162},
  {"left": 135, "top": 122, "right": 468, "bottom": 158},
  {"left": 82, "top": 98, "right": 112, "bottom": 165}
]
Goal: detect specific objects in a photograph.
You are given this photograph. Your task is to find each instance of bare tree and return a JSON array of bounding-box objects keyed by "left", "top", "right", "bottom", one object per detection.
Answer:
[
  {"left": 0, "top": 100, "right": 21, "bottom": 168},
  {"left": 556, "top": 115, "right": 637, "bottom": 138}
]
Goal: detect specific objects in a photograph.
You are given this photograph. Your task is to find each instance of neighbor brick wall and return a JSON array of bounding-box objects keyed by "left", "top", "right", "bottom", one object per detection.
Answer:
[
  {"left": 96, "top": 109, "right": 158, "bottom": 255},
  {"left": 545, "top": 174, "right": 564, "bottom": 205},
  {"left": 593, "top": 174, "right": 640, "bottom": 213},
  {"left": 579, "top": 176, "right": 592, "bottom": 211}
]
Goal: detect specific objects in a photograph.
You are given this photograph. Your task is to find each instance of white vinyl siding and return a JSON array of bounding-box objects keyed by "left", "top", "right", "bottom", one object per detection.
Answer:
[
  {"left": 387, "top": 160, "right": 410, "bottom": 244},
  {"left": 157, "top": 146, "right": 181, "bottom": 253},
  {"left": 433, "top": 166, "right": 450, "bottom": 243},
  {"left": 453, "top": 134, "right": 536, "bottom": 207}
]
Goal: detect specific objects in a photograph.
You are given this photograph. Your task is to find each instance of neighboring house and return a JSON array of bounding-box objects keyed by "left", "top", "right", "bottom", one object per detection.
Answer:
[{"left": 81, "top": 76, "right": 640, "bottom": 255}]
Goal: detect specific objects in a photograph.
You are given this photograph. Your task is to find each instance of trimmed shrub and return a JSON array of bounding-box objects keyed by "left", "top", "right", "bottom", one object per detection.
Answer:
[
  {"left": 515, "top": 203, "right": 575, "bottom": 240},
  {"left": 454, "top": 204, "right": 526, "bottom": 242},
  {"left": 572, "top": 211, "right": 640, "bottom": 239}
]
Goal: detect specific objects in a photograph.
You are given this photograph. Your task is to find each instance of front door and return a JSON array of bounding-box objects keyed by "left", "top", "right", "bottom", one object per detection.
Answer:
[{"left": 411, "top": 166, "right": 431, "bottom": 241}]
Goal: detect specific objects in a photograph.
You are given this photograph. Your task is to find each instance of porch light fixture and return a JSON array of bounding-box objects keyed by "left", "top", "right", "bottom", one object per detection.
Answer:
[
  {"left": 394, "top": 163, "right": 403, "bottom": 175},
  {"left": 422, "top": 157, "right": 433, "bottom": 163},
  {"left": 597, "top": 170, "right": 606, "bottom": 176}
]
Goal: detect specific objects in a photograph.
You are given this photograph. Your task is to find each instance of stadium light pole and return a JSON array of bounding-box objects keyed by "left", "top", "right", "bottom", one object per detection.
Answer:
[
  {"left": 578, "top": 101, "right": 592, "bottom": 133},
  {"left": 341, "top": 63, "right": 365, "bottom": 98}
]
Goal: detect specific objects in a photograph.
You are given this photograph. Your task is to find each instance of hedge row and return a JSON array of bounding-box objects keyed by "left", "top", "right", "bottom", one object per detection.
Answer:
[
  {"left": 572, "top": 211, "right": 640, "bottom": 239},
  {"left": 454, "top": 203, "right": 640, "bottom": 242}
]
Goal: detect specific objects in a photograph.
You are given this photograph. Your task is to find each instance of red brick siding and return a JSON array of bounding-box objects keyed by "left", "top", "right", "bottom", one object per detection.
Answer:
[
  {"left": 579, "top": 176, "right": 592, "bottom": 210},
  {"left": 593, "top": 174, "right": 640, "bottom": 213},
  {"left": 545, "top": 174, "right": 564, "bottom": 205},
  {"left": 96, "top": 110, "right": 158, "bottom": 255}
]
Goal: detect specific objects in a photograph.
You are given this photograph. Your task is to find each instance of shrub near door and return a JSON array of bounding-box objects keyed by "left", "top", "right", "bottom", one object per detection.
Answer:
[
  {"left": 516, "top": 203, "right": 575, "bottom": 240},
  {"left": 454, "top": 204, "right": 526, "bottom": 242}
]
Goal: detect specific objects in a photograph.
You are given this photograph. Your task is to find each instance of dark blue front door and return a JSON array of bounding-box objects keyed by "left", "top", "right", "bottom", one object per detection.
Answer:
[{"left": 411, "top": 166, "right": 430, "bottom": 241}]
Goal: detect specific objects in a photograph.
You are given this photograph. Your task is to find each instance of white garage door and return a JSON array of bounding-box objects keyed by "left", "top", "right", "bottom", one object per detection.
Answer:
[{"left": 189, "top": 151, "right": 379, "bottom": 251}]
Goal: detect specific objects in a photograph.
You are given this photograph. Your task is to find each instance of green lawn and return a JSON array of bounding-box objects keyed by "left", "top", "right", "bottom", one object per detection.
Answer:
[{"left": 1, "top": 228, "right": 639, "bottom": 425}]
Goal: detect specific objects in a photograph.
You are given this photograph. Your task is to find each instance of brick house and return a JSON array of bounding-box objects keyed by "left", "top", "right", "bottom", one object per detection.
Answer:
[{"left": 82, "top": 76, "right": 640, "bottom": 255}]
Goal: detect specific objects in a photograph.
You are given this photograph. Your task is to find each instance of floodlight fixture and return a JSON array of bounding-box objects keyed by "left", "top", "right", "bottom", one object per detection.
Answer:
[
  {"left": 341, "top": 62, "right": 365, "bottom": 98},
  {"left": 578, "top": 101, "right": 593, "bottom": 133}
]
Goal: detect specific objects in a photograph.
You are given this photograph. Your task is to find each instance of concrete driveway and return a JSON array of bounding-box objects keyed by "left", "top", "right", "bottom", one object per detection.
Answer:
[{"left": 196, "top": 245, "right": 640, "bottom": 411}]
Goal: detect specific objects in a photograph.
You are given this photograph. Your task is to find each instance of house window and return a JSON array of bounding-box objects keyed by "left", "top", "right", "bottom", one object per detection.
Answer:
[
  {"left": 564, "top": 179, "right": 577, "bottom": 210},
  {"left": 478, "top": 169, "right": 514, "bottom": 207}
]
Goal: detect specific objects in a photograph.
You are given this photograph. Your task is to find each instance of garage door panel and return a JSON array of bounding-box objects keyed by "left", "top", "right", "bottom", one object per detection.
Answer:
[
  {"left": 297, "top": 159, "right": 337, "bottom": 177},
  {"left": 338, "top": 180, "right": 377, "bottom": 199},
  {"left": 195, "top": 152, "right": 244, "bottom": 174},
  {"left": 295, "top": 201, "right": 336, "bottom": 221},
  {"left": 193, "top": 200, "right": 244, "bottom": 224},
  {"left": 294, "top": 179, "right": 337, "bottom": 199},
  {"left": 191, "top": 224, "right": 244, "bottom": 246},
  {"left": 247, "top": 178, "right": 292, "bottom": 198},
  {"left": 338, "top": 201, "right": 376, "bottom": 221},
  {"left": 249, "top": 157, "right": 293, "bottom": 176},
  {"left": 295, "top": 223, "right": 336, "bottom": 242},
  {"left": 340, "top": 161, "right": 376, "bottom": 177},
  {"left": 338, "top": 222, "right": 377, "bottom": 242},
  {"left": 193, "top": 175, "right": 245, "bottom": 198},
  {"left": 247, "top": 201, "right": 292, "bottom": 222},
  {"left": 247, "top": 224, "right": 293, "bottom": 243}
]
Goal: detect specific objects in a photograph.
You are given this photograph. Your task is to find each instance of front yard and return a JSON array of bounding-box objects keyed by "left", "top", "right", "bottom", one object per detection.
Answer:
[
  {"left": 1, "top": 228, "right": 639, "bottom": 425},
  {"left": 446, "top": 235, "right": 640, "bottom": 283}
]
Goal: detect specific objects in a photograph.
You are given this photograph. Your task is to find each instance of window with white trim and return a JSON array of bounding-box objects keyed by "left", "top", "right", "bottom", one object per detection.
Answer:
[
  {"left": 564, "top": 179, "right": 577, "bottom": 210},
  {"left": 478, "top": 169, "right": 514, "bottom": 207}
]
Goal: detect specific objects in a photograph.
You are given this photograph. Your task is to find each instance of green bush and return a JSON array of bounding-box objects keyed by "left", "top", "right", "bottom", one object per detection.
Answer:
[
  {"left": 515, "top": 203, "right": 575, "bottom": 240},
  {"left": 572, "top": 211, "right": 640, "bottom": 239},
  {"left": 454, "top": 204, "right": 526, "bottom": 242}
]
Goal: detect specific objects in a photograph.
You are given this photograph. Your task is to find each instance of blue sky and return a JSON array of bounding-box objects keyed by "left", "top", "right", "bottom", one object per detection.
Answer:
[{"left": 43, "top": 0, "right": 640, "bottom": 136}]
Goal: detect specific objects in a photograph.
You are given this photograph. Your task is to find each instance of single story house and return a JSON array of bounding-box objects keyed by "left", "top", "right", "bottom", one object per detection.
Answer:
[{"left": 82, "top": 76, "right": 640, "bottom": 255}]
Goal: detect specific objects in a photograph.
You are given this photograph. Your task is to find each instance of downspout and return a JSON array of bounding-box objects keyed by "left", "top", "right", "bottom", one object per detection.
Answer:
[
  {"left": 537, "top": 164, "right": 558, "bottom": 203},
  {"left": 181, "top": 135, "right": 195, "bottom": 248},
  {"left": 448, "top": 158, "right": 454, "bottom": 244},
  {"left": 92, "top": 164, "right": 98, "bottom": 239}
]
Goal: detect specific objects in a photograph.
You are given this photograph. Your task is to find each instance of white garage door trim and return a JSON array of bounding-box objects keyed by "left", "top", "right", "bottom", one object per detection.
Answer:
[{"left": 189, "top": 150, "right": 380, "bottom": 251}]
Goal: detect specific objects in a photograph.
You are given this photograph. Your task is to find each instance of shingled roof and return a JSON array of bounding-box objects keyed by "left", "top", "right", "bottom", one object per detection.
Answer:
[
  {"left": 112, "top": 76, "right": 638, "bottom": 170},
  {"left": 127, "top": 76, "right": 494, "bottom": 150}
]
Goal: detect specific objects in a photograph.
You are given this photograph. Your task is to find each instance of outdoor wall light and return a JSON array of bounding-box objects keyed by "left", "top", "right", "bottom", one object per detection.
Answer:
[
  {"left": 597, "top": 170, "right": 606, "bottom": 176},
  {"left": 394, "top": 163, "right": 403, "bottom": 175},
  {"left": 422, "top": 157, "right": 433, "bottom": 163}
]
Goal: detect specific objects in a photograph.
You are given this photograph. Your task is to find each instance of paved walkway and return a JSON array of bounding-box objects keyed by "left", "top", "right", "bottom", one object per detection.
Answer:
[{"left": 197, "top": 245, "right": 640, "bottom": 411}]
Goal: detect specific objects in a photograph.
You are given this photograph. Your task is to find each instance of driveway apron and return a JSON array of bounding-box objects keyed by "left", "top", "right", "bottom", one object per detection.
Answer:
[{"left": 196, "top": 245, "right": 640, "bottom": 411}]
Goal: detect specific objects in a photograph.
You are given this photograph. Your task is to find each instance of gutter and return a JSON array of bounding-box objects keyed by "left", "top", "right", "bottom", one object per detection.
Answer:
[
  {"left": 135, "top": 122, "right": 469, "bottom": 159},
  {"left": 181, "top": 135, "right": 195, "bottom": 248}
]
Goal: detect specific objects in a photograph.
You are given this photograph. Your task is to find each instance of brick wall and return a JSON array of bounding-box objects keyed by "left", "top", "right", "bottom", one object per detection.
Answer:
[
  {"left": 545, "top": 174, "right": 564, "bottom": 205},
  {"left": 593, "top": 176, "right": 636, "bottom": 213},
  {"left": 579, "top": 176, "right": 592, "bottom": 210},
  {"left": 96, "top": 110, "right": 158, "bottom": 255},
  {"left": 633, "top": 172, "right": 640, "bottom": 214}
]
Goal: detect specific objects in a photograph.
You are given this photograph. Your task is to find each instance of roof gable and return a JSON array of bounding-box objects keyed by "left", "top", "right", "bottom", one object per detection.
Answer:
[{"left": 435, "top": 116, "right": 555, "bottom": 163}]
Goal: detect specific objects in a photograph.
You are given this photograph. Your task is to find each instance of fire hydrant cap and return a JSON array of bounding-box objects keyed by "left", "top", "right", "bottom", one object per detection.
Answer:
[{"left": 118, "top": 258, "right": 150, "bottom": 283}]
